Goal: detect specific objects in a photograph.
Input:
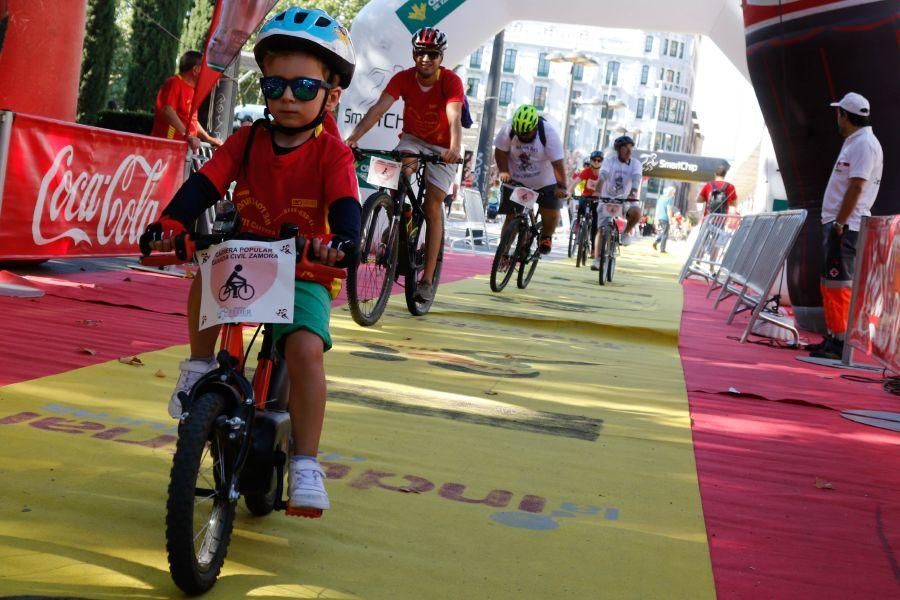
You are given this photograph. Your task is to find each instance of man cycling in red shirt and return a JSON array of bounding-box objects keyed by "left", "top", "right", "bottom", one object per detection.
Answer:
[{"left": 345, "top": 27, "right": 463, "bottom": 303}]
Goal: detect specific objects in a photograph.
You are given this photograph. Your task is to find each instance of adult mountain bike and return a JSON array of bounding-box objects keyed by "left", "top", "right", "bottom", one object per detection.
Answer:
[
  {"left": 347, "top": 148, "right": 462, "bottom": 326},
  {"left": 596, "top": 198, "right": 624, "bottom": 286},
  {"left": 571, "top": 196, "right": 598, "bottom": 269},
  {"left": 489, "top": 183, "right": 544, "bottom": 292},
  {"left": 139, "top": 222, "right": 346, "bottom": 595}
]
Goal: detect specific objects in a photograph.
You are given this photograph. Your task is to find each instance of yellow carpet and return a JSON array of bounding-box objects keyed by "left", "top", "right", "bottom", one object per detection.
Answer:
[{"left": 0, "top": 246, "right": 714, "bottom": 599}]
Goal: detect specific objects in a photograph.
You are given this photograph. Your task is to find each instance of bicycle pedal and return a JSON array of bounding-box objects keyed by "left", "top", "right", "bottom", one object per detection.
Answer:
[{"left": 286, "top": 506, "right": 324, "bottom": 519}]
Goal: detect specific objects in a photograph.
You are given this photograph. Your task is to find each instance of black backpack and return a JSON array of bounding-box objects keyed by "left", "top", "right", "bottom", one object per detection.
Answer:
[
  {"left": 508, "top": 116, "right": 547, "bottom": 146},
  {"left": 707, "top": 181, "right": 731, "bottom": 214},
  {"left": 440, "top": 69, "right": 473, "bottom": 128}
]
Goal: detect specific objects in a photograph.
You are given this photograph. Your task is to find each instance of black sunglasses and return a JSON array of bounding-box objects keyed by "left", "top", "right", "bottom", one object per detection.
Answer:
[
  {"left": 591, "top": 158, "right": 603, "bottom": 163},
  {"left": 259, "top": 76, "right": 332, "bottom": 101},
  {"left": 414, "top": 50, "right": 442, "bottom": 60}
]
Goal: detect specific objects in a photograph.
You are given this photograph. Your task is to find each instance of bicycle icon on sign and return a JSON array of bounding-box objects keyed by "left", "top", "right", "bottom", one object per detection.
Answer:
[{"left": 218, "top": 265, "right": 255, "bottom": 301}]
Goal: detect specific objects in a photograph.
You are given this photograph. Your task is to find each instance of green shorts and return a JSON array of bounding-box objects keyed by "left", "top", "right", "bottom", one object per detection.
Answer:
[{"left": 273, "top": 280, "right": 333, "bottom": 354}]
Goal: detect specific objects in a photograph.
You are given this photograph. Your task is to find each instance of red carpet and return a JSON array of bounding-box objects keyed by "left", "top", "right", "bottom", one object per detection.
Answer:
[
  {"left": 679, "top": 280, "right": 900, "bottom": 599},
  {"left": 0, "top": 252, "right": 494, "bottom": 388}
]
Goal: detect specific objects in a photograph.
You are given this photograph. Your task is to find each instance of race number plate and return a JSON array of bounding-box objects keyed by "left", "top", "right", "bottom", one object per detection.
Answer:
[
  {"left": 197, "top": 240, "right": 296, "bottom": 330},
  {"left": 600, "top": 202, "right": 624, "bottom": 218},
  {"left": 366, "top": 157, "right": 403, "bottom": 190},
  {"left": 509, "top": 187, "right": 539, "bottom": 209}
]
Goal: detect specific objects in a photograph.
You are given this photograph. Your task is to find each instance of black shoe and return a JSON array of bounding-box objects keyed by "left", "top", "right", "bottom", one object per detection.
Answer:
[
  {"left": 805, "top": 334, "right": 833, "bottom": 353},
  {"left": 810, "top": 338, "right": 844, "bottom": 360},
  {"left": 652, "top": 241, "right": 658, "bottom": 251},
  {"left": 539, "top": 236, "right": 552, "bottom": 255}
]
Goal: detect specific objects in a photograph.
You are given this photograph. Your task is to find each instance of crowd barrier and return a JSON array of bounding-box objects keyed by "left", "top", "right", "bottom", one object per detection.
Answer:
[
  {"left": 798, "top": 215, "right": 900, "bottom": 374},
  {"left": 446, "top": 187, "right": 496, "bottom": 251},
  {"left": 680, "top": 210, "right": 807, "bottom": 345}
]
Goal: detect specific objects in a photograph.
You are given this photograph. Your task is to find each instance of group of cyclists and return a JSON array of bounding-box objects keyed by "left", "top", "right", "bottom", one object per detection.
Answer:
[{"left": 139, "top": 11, "right": 648, "bottom": 517}]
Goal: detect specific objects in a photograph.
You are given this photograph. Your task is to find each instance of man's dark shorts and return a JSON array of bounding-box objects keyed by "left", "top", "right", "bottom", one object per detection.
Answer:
[
  {"left": 821, "top": 221, "right": 859, "bottom": 282},
  {"left": 499, "top": 184, "right": 562, "bottom": 213}
]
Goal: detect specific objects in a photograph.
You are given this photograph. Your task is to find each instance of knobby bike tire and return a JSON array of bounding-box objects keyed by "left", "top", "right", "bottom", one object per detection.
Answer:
[
  {"left": 606, "top": 228, "right": 619, "bottom": 283},
  {"left": 489, "top": 220, "right": 521, "bottom": 293},
  {"left": 405, "top": 211, "right": 443, "bottom": 316},
  {"left": 347, "top": 192, "right": 399, "bottom": 326},
  {"left": 166, "top": 392, "right": 236, "bottom": 595},
  {"left": 598, "top": 224, "right": 610, "bottom": 286},
  {"left": 517, "top": 220, "right": 541, "bottom": 289},
  {"left": 567, "top": 219, "right": 578, "bottom": 258}
]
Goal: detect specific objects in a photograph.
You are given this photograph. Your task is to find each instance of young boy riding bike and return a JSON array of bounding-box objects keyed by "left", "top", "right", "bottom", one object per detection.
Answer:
[{"left": 141, "top": 6, "right": 360, "bottom": 516}]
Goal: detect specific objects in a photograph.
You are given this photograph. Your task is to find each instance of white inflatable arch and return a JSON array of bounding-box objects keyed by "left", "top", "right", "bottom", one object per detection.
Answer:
[{"left": 341, "top": 0, "right": 747, "bottom": 147}]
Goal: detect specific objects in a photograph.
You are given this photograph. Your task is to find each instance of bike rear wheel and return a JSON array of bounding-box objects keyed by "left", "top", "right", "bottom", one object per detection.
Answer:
[
  {"left": 348, "top": 192, "right": 398, "bottom": 326},
  {"left": 404, "top": 211, "right": 443, "bottom": 316},
  {"left": 166, "top": 392, "right": 236, "bottom": 595},
  {"left": 575, "top": 220, "right": 589, "bottom": 268},
  {"left": 598, "top": 224, "right": 611, "bottom": 286},
  {"left": 606, "top": 228, "right": 619, "bottom": 283},
  {"left": 567, "top": 219, "right": 578, "bottom": 258},
  {"left": 489, "top": 219, "right": 522, "bottom": 292},
  {"left": 517, "top": 220, "right": 541, "bottom": 289}
]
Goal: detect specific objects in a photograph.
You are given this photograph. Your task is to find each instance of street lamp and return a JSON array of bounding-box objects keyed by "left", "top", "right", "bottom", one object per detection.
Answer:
[
  {"left": 548, "top": 51, "right": 597, "bottom": 151},
  {"left": 574, "top": 96, "right": 626, "bottom": 151}
]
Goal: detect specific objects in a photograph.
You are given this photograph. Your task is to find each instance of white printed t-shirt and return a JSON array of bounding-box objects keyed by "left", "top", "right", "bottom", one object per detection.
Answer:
[
  {"left": 599, "top": 154, "right": 644, "bottom": 200},
  {"left": 493, "top": 119, "right": 564, "bottom": 189}
]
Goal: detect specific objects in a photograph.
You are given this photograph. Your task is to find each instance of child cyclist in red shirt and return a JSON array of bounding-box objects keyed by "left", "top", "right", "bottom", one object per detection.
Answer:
[
  {"left": 141, "top": 7, "right": 360, "bottom": 516},
  {"left": 567, "top": 150, "right": 604, "bottom": 263}
]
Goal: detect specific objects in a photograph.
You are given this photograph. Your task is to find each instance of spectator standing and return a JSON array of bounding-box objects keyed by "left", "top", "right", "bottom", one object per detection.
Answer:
[
  {"left": 808, "top": 92, "right": 883, "bottom": 359},
  {"left": 696, "top": 163, "right": 737, "bottom": 217},
  {"left": 151, "top": 51, "right": 223, "bottom": 148},
  {"left": 653, "top": 186, "right": 676, "bottom": 253}
]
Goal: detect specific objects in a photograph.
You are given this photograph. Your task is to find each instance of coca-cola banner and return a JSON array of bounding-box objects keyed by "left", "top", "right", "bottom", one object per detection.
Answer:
[
  {"left": 848, "top": 215, "right": 900, "bottom": 374},
  {"left": 0, "top": 112, "right": 186, "bottom": 260}
]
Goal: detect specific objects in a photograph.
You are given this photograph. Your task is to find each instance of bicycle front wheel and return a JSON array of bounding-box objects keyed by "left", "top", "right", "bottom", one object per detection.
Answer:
[
  {"left": 166, "top": 392, "right": 236, "bottom": 595},
  {"left": 567, "top": 220, "right": 578, "bottom": 258},
  {"left": 489, "top": 220, "right": 521, "bottom": 292},
  {"left": 606, "top": 228, "right": 619, "bottom": 283},
  {"left": 598, "top": 224, "right": 611, "bottom": 286},
  {"left": 347, "top": 192, "right": 399, "bottom": 326},
  {"left": 517, "top": 222, "right": 541, "bottom": 289},
  {"left": 404, "top": 210, "right": 444, "bottom": 316},
  {"left": 575, "top": 222, "right": 588, "bottom": 268}
]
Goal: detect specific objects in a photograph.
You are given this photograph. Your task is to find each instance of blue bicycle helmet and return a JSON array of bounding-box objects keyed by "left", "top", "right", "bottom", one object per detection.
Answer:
[{"left": 254, "top": 7, "right": 356, "bottom": 88}]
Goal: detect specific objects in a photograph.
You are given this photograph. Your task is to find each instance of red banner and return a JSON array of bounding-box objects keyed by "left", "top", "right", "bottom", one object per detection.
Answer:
[
  {"left": 0, "top": 112, "right": 186, "bottom": 260},
  {"left": 190, "top": 0, "right": 278, "bottom": 122},
  {"left": 848, "top": 215, "right": 900, "bottom": 373}
]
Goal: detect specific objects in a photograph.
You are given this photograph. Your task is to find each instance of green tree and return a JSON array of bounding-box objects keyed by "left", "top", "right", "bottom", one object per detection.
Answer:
[
  {"left": 77, "top": 0, "right": 117, "bottom": 124},
  {"left": 123, "top": 0, "right": 192, "bottom": 112},
  {"left": 106, "top": 0, "right": 134, "bottom": 108},
  {"left": 180, "top": 0, "right": 215, "bottom": 55}
]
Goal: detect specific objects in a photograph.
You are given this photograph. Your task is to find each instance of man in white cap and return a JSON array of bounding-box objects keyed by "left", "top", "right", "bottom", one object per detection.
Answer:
[{"left": 808, "top": 92, "right": 883, "bottom": 359}]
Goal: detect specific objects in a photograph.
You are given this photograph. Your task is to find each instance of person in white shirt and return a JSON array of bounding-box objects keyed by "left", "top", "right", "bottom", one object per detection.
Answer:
[
  {"left": 590, "top": 135, "right": 643, "bottom": 269},
  {"left": 808, "top": 91, "right": 884, "bottom": 360},
  {"left": 494, "top": 104, "right": 568, "bottom": 255}
]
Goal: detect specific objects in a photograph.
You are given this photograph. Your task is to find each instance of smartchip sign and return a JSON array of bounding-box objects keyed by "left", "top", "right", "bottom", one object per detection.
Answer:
[
  {"left": 637, "top": 151, "right": 729, "bottom": 183},
  {"left": 396, "top": 0, "right": 468, "bottom": 33}
]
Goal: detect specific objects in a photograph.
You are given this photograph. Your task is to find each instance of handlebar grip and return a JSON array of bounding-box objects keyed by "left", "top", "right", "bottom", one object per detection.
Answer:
[{"left": 295, "top": 236, "right": 348, "bottom": 280}]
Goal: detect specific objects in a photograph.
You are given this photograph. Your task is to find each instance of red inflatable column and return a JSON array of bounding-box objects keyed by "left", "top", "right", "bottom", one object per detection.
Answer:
[{"left": 0, "top": 0, "right": 88, "bottom": 121}]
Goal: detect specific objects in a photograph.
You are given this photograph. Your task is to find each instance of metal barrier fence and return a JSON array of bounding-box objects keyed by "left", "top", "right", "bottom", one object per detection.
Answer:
[{"left": 681, "top": 210, "right": 807, "bottom": 345}]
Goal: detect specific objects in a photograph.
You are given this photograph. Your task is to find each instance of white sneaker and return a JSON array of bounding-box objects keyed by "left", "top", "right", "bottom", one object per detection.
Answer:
[
  {"left": 590, "top": 257, "right": 601, "bottom": 271},
  {"left": 169, "top": 358, "right": 217, "bottom": 418},
  {"left": 288, "top": 458, "right": 330, "bottom": 515}
]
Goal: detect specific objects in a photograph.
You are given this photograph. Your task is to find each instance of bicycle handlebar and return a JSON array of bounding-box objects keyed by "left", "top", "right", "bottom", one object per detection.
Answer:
[
  {"left": 352, "top": 147, "right": 464, "bottom": 165},
  {"left": 139, "top": 235, "right": 347, "bottom": 280}
]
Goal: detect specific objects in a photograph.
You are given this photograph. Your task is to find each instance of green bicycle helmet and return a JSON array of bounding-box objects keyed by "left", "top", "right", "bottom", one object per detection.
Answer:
[{"left": 511, "top": 104, "right": 539, "bottom": 134}]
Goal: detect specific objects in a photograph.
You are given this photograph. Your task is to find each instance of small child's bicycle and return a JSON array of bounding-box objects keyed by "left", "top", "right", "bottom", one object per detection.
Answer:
[{"left": 140, "top": 223, "right": 345, "bottom": 595}]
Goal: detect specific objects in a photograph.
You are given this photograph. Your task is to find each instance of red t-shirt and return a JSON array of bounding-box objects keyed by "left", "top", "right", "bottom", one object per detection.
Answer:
[
  {"left": 323, "top": 110, "right": 340, "bottom": 138},
  {"left": 576, "top": 167, "right": 600, "bottom": 197},
  {"left": 384, "top": 67, "right": 465, "bottom": 147},
  {"left": 199, "top": 125, "right": 359, "bottom": 290},
  {"left": 699, "top": 180, "right": 737, "bottom": 215},
  {"left": 151, "top": 75, "right": 200, "bottom": 139}
]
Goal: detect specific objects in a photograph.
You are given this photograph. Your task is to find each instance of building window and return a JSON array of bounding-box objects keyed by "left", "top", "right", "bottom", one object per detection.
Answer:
[
  {"left": 636, "top": 98, "right": 645, "bottom": 119},
  {"left": 663, "top": 39, "right": 669, "bottom": 55},
  {"left": 570, "top": 89, "right": 582, "bottom": 115},
  {"left": 537, "top": 52, "right": 550, "bottom": 77},
  {"left": 669, "top": 41, "right": 680, "bottom": 57},
  {"left": 466, "top": 77, "right": 479, "bottom": 97},
  {"left": 469, "top": 46, "right": 483, "bottom": 69},
  {"left": 605, "top": 61, "right": 620, "bottom": 86},
  {"left": 640, "top": 65, "right": 649, "bottom": 85},
  {"left": 658, "top": 67, "right": 664, "bottom": 80},
  {"left": 601, "top": 93, "right": 617, "bottom": 119},
  {"left": 679, "top": 42, "right": 685, "bottom": 59},
  {"left": 499, "top": 81, "right": 513, "bottom": 106},
  {"left": 644, "top": 35, "right": 653, "bottom": 52},
  {"left": 676, "top": 71, "right": 681, "bottom": 85},
  {"left": 648, "top": 96, "right": 657, "bottom": 119},
  {"left": 573, "top": 63, "right": 584, "bottom": 81},
  {"left": 503, "top": 48, "right": 517, "bottom": 73},
  {"left": 665, "top": 69, "right": 675, "bottom": 83},
  {"left": 533, "top": 85, "right": 548, "bottom": 110}
]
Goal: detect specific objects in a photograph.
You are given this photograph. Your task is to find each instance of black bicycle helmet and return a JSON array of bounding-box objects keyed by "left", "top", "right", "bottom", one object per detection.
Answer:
[
  {"left": 589, "top": 151, "right": 604, "bottom": 161},
  {"left": 613, "top": 135, "right": 635, "bottom": 150}
]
